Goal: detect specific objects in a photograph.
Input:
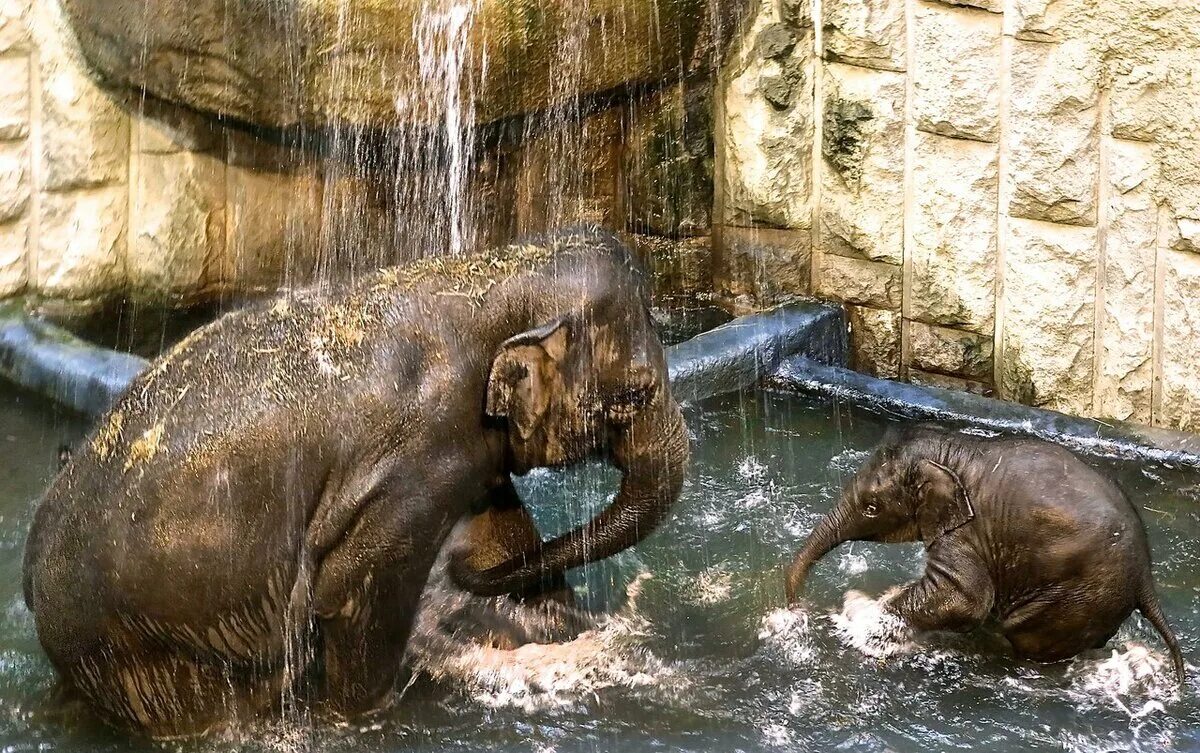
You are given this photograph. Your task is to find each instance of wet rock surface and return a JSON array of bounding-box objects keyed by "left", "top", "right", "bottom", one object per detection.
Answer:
[{"left": 59, "top": 0, "right": 708, "bottom": 129}]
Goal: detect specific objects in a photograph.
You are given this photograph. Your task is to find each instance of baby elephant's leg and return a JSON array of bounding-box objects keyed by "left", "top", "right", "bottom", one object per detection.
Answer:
[{"left": 886, "top": 556, "right": 994, "bottom": 634}]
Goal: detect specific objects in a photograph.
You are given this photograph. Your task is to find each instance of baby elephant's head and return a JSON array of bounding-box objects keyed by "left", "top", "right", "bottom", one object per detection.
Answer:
[{"left": 784, "top": 429, "right": 975, "bottom": 604}]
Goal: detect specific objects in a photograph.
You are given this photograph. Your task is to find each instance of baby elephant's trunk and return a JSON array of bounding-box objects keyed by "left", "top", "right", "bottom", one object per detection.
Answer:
[{"left": 1137, "top": 586, "right": 1186, "bottom": 686}]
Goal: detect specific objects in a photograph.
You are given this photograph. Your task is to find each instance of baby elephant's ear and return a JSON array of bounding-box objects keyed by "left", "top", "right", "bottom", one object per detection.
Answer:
[{"left": 914, "top": 459, "right": 975, "bottom": 542}]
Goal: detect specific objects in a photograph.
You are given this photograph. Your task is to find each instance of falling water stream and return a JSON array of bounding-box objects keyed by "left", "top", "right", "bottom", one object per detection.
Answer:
[{"left": 1, "top": 385, "right": 1197, "bottom": 752}]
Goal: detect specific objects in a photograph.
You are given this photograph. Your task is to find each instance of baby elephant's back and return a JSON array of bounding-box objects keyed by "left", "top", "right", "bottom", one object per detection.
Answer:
[{"left": 984, "top": 439, "right": 1151, "bottom": 600}]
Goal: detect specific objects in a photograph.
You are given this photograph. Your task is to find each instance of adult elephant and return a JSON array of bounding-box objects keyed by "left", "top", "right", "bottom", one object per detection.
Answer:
[
  {"left": 23, "top": 228, "right": 689, "bottom": 737},
  {"left": 785, "top": 427, "right": 1184, "bottom": 680}
]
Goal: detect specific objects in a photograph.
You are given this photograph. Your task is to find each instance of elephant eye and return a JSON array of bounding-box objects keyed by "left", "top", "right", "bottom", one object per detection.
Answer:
[{"left": 863, "top": 501, "right": 880, "bottom": 517}]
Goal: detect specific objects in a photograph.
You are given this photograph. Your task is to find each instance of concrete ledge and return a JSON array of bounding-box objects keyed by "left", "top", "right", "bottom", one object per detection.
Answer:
[
  {"left": 770, "top": 356, "right": 1200, "bottom": 470},
  {"left": 666, "top": 301, "right": 847, "bottom": 402},
  {"left": 0, "top": 310, "right": 149, "bottom": 416}
]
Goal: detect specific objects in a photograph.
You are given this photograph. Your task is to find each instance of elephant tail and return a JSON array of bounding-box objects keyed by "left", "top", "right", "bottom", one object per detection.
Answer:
[{"left": 1137, "top": 588, "right": 1186, "bottom": 686}]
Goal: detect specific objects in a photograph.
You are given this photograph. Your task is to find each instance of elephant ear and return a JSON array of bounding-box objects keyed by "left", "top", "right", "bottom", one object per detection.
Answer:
[
  {"left": 914, "top": 458, "right": 975, "bottom": 543},
  {"left": 487, "top": 319, "right": 568, "bottom": 440}
]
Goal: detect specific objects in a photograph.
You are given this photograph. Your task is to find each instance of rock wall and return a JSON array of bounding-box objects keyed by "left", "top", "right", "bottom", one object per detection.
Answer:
[
  {"left": 716, "top": 0, "right": 1200, "bottom": 431},
  {"left": 0, "top": 0, "right": 716, "bottom": 313}
]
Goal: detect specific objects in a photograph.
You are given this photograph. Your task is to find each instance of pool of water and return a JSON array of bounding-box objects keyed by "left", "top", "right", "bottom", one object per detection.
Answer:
[{"left": 2, "top": 387, "right": 1198, "bottom": 752}]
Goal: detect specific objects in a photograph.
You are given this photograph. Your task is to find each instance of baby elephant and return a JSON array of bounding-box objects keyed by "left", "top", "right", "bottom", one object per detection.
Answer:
[{"left": 786, "top": 427, "right": 1185, "bottom": 680}]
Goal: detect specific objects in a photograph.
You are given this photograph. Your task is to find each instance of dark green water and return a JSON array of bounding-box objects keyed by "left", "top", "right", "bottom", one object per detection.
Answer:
[{"left": 1, "top": 387, "right": 1198, "bottom": 752}]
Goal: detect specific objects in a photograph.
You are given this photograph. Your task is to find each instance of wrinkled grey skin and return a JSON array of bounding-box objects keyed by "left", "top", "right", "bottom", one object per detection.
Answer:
[
  {"left": 786, "top": 427, "right": 1184, "bottom": 681},
  {"left": 22, "top": 228, "right": 688, "bottom": 737}
]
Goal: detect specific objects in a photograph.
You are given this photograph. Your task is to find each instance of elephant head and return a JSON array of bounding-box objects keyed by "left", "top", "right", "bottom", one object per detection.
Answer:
[
  {"left": 453, "top": 232, "right": 690, "bottom": 597},
  {"left": 785, "top": 430, "right": 975, "bottom": 604}
]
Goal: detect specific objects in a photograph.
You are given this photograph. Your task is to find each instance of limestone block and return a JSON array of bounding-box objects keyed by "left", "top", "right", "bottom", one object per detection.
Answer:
[
  {"left": 0, "top": 139, "right": 29, "bottom": 222},
  {"left": 908, "top": 321, "right": 994, "bottom": 380},
  {"left": 133, "top": 106, "right": 224, "bottom": 156},
  {"left": 35, "top": 187, "right": 126, "bottom": 300},
  {"left": 35, "top": 0, "right": 129, "bottom": 192},
  {"left": 1096, "top": 139, "right": 1156, "bottom": 424},
  {"left": 0, "top": 55, "right": 29, "bottom": 141},
  {"left": 634, "top": 234, "right": 713, "bottom": 301},
  {"left": 908, "top": 368, "right": 991, "bottom": 396},
  {"left": 823, "top": 0, "right": 905, "bottom": 73},
  {"left": 820, "top": 63, "right": 905, "bottom": 264},
  {"left": 912, "top": 3, "right": 1001, "bottom": 143},
  {"left": 1159, "top": 249, "right": 1200, "bottom": 432},
  {"left": 223, "top": 164, "right": 325, "bottom": 291},
  {"left": 128, "top": 150, "right": 225, "bottom": 299},
  {"left": 1000, "top": 220, "right": 1097, "bottom": 416},
  {"left": 909, "top": 132, "right": 998, "bottom": 333},
  {"left": 715, "top": 226, "right": 811, "bottom": 303},
  {"left": 0, "top": 0, "right": 30, "bottom": 53},
  {"left": 1166, "top": 215, "right": 1200, "bottom": 255},
  {"left": 848, "top": 306, "right": 901, "bottom": 379},
  {"left": 1007, "top": 39, "right": 1099, "bottom": 227},
  {"left": 1110, "top": 63, "right": 1170, "bottom": 143},
  {"left": 1004, "top": 0, "right": 1067, "bottom": 42},
  {"left": 0, "top": 218, "right": 27, "bottom": 296},
  {"left": 516, "top": 108, "right": 622, "bottom": 235},
  {"left": 626, "top": 78, "right": 713, "bottom": 237},
  {"left": 719, "top": 0, "right": 814, "bottom": 229},
  {"left": 816, "top": 254, "right": 901, "bottom": 309}
]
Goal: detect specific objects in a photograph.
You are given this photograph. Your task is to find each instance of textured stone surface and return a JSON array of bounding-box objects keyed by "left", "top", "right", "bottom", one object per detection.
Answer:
[
  {"left": 634, "top": 234, "right": 713, "bottom": 302},
  {"left": 1006, "top": 39, "right": 1100, "bottom": 227},
  {"left": 1166, "top": 216, "right": 1200, "bottom": 255},
  {"left": 930, "top": 0, "right": 1001, "bottom": 12},
  {"left": 1096, "top": 139, "right": 1156, "bottom": 424},
  {"left": 909, "top": 132, "right": 998, "bottom": 333},
  {"left": 36, "top": 1, "right": 129, "bottom": 192},
  {"left": 908, "top": 368, "right": 991, "bottom": 396},
  {"left": 516, "top": 108, "right": 622, "bottom": 235},
  {"left": 908, "top": 321, "right": 993, "bottom": 380},
  {"left": 912, "top": 3, "right": 1001, "bottom": 143},
  {"left": 816, "top": 254, "right": 901, "bottom": 309},
  {"left": 0, "top": 139, "right": 28, "bottom": 223},
  {"left": 823, "top": 0, "right": 905, "bottom": 73},
  {"left": 222, "top": 165, "right": 324, "bottom": 290},
  {"left": 0, "top": 55, "right": 29, "bottom": 141},
  {"left": 1000, "top": 220, "right": 1097, "bottom": 415},
  {"left": 1159, "top": 249, "right": 1200, "bottom": 432},
  {"left": 820, "top": 63, "right": 905, "bottom": 264},
  {"left": 626, "top": 79, "right": 713, "bottom": 237},
  {"left": 715, "top": 226, "right": 811, "bottom": 303},
  {"left": 1005, "top": 0, "right": 1066, "bottom": 41},
  {"left": 0, "top": 0, "right": 29, "bottom": 53},
  {"left": 133, "top": 106, "right": 224, "bottom": 156},
  {"left": 128, "top": 150, "right": 225, "bottom": 299},
  {"left": 1110, "top": 63, "right": 1170, "bottom": 143},
  {"left": 60, "top": 0, "right": 707, "bottom": 128},
  {"left": 848, "top": 306, "right": 900, "bottom": 379},
  {"left": 35, "top": 187, "right": 126, "bottom": 299},
  {"left": 719, "top": 0, "right": 814, "bottom": 229},
  {"left": 0, "top": 218, "right": 26, "bottom": 296}
]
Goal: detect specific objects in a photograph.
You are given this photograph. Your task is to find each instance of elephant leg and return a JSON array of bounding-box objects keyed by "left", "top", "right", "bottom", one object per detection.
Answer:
[
  {"left": 65, "top": 642, "right": 277, "bottom": 738},
  {"left": 886, "top": 554, "right": 993, "bottom": 634}
]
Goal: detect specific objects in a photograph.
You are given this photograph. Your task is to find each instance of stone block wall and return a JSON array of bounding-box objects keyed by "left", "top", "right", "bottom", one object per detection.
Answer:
[{"left": 716, "top": 0, "right": 1200, "bottom": 431}]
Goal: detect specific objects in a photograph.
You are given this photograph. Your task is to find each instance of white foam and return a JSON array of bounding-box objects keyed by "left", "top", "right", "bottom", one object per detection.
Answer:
[
  {"left": 691, "top": 567, "right": 734, "bottom": 606},
  {"left": 409, "top": 574, "right": 682, "bottom": 714},
  {"left": 758, "top": 608, "right": 817, "bottom": 667},
  {"left": 829, "top": 590, "right": 915, "bottom": 659},
  {"left": 1066, "top": 643, "right": 1178, "bottom": 716}
]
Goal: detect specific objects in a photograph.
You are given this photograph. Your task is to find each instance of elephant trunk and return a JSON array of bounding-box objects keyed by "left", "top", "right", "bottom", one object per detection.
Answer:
[
  {"left": 785, "top": 502, "right": 852, "bottom": 604},
  {"left": 460, "top": 396, "right": 689, "bottom": 597},
  {"left": 538, "top": 396, "right": 689, "bottom": 575}
]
